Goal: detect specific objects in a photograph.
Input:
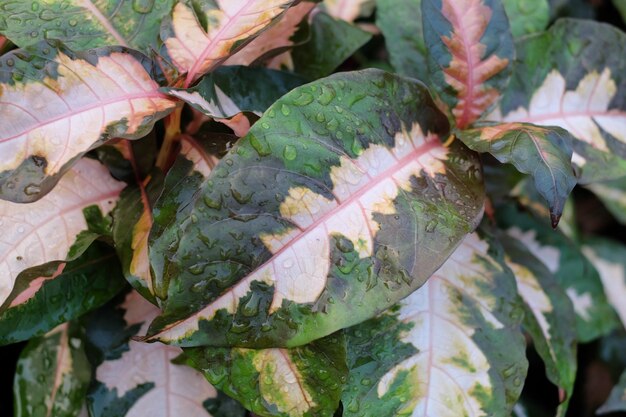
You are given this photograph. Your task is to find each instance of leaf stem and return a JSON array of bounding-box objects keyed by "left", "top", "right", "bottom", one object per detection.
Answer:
[{"left": 156, "top": 106, "right": 183, "bottom": 170}]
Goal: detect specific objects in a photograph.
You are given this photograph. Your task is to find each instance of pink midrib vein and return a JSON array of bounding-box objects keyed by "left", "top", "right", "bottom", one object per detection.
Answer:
[
  {"left": 153, "top": 138, "right": 443, "bottom": 336},
  {"left": 79, "top": 0, "right": 129, "bottom": 47}
]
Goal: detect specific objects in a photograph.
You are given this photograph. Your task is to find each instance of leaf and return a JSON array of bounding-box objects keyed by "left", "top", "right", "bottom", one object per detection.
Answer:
[
  {"left": 0, "top": 241, "right": 125, "bottom": 345},
  {"left": 145, "top": 69, "right": 485, "bottom": 348},
  {"left": 459, "top": 122, "right": 577, "bottom": 227},
  {"left": 323, "top": 0, "right": 374, "bottom": 22},
  {"left": 499, "top": 233, "right": 577, "bottom": 416},
  {"left": 342, "top": 231, "right": 527, "bottom": 417},
  {"left": 491, "top": 19, "right": 626, "bottom": 183},
  {"left": 376, "top": 0, "right": 429, "bottom": 84},
  {"left": 597, "top": 370, "right": 626, "bottom": 415},
  {"left": 224, "top": 1, "right": 317, "bottom": 69},
  {"left": 581, "top": 238, "right": 626, "bottom": 329},
  {"left": 163, "top": 66, "right": 307, "bottom": 120},
  {"left": 14, "top": 323, "right": 91, "bottom": 417},
  {"left": 614, "top": 0, "right": 626, "bottom": 23},
  {"left": 0, "top": 0, "right": 175, "bottom": 54},
  {"left": 186, "top": 333, "right": 347, "bottom": 417},
  {"left": 87, "top": 291, "right": 227, "bottom": 417},
  {"left": 421, "top": 0, "right": 514, "bottom": 129},
  {"left": 498, "top": 205, "right": 619, "bottom": 342},
  {"left": 0, "top": 41, "right": 176, "bottom": 202},
  {"left": 290, "top": 12, "right": 372, "bottom": 80},
  {"left": 161, "top": 0, "right": 295, "bottom": 87},
  {"left": 0, "top": 158, "right": 125, "bottom": 308},
  {"left": 585, "top": 177, "right": 626, "bottom": 225},
  {"left": 502, "top": 0, "right": 549, "bottom": 37}
]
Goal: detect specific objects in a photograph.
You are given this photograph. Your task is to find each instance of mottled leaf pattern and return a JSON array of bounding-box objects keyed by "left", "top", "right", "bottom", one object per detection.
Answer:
[
  {"left": 161, "top": 0, "right": 295, "bottom": 87},
  {"left": 0, "top": 158, "right": 124, "bottom": 307},
  {"left": 459, "top": 123, "right": 577, "bottom": 227},
  {"left": 422, "top": 0, "right": 514, "bottom": 128},
  {"left": 14, "top": 323, "right": 91, "bottom": 417},
  {"left": 186, "top": 333, "right": 347, "bottom": 417},
  {"left": 88, "top": 291, "right": 222, "bottom": 417},
  {"left": 597, "top": 370, "right": 626, "bottom": 415},
  {"left": 0, "top": 0, "right": 174, "bottom": 53},
  {"left": 343, "top": 232, "right": 527, "bottom": 417},
  {"left": 0, "top": 41, "right": 176, "bottom": 202},
  {"left": 492, "top": 19, "right": 626, "bottom": 183},
  {"left": 502, "top": 0, "right": 549, "bottom": 37},
  {"left": 376, "top": 0, "right": 429, "bottom": 83},
  {"left": 500, "top": 234, "right": 577, "bottom": 416},
  {"left": 145, "top": 70, "right": 484, "bottom": 348}
]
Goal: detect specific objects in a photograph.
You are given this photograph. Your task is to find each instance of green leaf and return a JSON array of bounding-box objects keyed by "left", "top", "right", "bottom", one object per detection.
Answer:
[
  {"left": 421, "top": 0, "right": 514, "bottom": 129},
  {"left": 459, "top": 122, "right": 577, "bottom": 227},
  {"left": 598, "top": 370, "right": 626, "bottom": 414},
  {"left": 0, "top": 0, "right": 174, "bottom": 54},
  {"left": 0, "top": 241, "right": 125, "bottom": 345},
  {"left": 614, "top": 0, "right": 626, "bottom": 23},
  {"left": 585, "top": 177, "right": 626, "bottom": 225},
  {"left": 145, "top": 69, "right": 485, "bottom": 348},
  {"left": 160, "top": 0, "right": 297, "bottom": 87},
  {"left": 163, "top": 66, "right": 307, "bottom": 120},
  {"left": 14, "top": 322, "right": 91, "bottom": 417},
  {"left": 0, "top": 158, "right": 124, "bottom": 312},
  {"left": 376, "top": 0, "right": 429, "bottom": 83},
  {"left": 502, "top": 0, "right": 549, "bottom": 37},
  {"left": 291, "top": 12, "right": 372, "bottom": 80},
  {"left": 86, "top": 291, "right": 227, "bottom": 417},
  {"left": 0, "top": 41, "right": 176, "bottom": 202},
  {"left": 581, "top": 237, "right": 626, "bottom": 330},
  {"left": 186, "top": 333, "right": 347, "bottom": 417},
  {"left": 498, "top": 205, "right": 619, "bottom": 342},
  {"left": 499, "top": 233, "right": 577, "bottom": 417},
  {"left": 491, "top": 19, "right": 626, "bottom": 183},
  {"left": 342, "top": 231, "right": 527, "bottom": 417}
]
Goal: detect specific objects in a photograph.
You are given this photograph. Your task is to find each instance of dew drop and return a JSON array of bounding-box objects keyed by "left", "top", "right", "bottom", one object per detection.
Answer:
[
  {"left": 30, "top": 2, "right": 39, "bottom": 11},
  {"left": 293, "top": 92, "right": 314, "bottom": 106},
  {"left": 283, "top": 144, "right": 297, "bottom": 161},
  {"left": 24, "top": 184, "right": 41, "bottom": 196},
  {"left": 280, "top": 104, "right": 291, "bottom": 116},
  {"left": 69, "top": 19, "right": 77, "bottom": 27}
]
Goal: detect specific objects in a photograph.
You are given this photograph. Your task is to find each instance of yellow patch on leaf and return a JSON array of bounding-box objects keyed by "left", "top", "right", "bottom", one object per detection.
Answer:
[{"left": 130, "top": 210, "right": 153, "bottom": 294}]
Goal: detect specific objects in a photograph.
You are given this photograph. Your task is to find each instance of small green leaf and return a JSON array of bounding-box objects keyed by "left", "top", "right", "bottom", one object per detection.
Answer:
[
  {"left": 0, "top": 0, "right": 175, "bottom": 54},
  {"left": 502, "top": 0, "right": 549, "bottom": 37},
  {"left": 343, "top": 231, "right": 527, "bottom": 417},
  {"left": 186, "top": 333, "right": 347, "bottom": 417},
  {"left": 14, "top": 322, "right": 91, "bottom": 417},
  {"left": 376, "top": 0, "right": 429, "bottom": 83},
  {"left": 145, "top": 69, "right": 485, "bottom": 348},
  {"left": 459, "top": 122, "right": 577, "bottom": 227},
  {"left": 597, "top": 370, "right": 626, "bottom": 414},
  {"left": 422, "top": 0, "right": 514, "bottom": 128},
  {"left": 291, "top": 12, "right": 372, "bottom": 80}
]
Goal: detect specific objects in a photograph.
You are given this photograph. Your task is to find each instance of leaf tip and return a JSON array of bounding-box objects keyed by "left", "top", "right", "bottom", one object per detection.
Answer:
[{"left": 550, "top": 212, "right": 561, "bottom": 229}]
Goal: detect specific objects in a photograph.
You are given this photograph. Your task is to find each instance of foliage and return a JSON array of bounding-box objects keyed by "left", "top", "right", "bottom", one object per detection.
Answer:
[{"left": 1, "top": 0, "right": 626, "bottom": 416}]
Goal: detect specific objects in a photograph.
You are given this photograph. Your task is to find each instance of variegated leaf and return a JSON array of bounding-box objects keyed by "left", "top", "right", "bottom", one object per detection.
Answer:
[
  {"left": 343, "top": 232, "right": 527, "bottom": 417},
  {"left": 0, "top": 41, "right": 176, "bottom": 202},
  {"left": 499, "top": 234, "right": 577, "bottom": 416},
  {"left": 14, "top": 323, "right": 91, "bottom": 417},
  {"left": 585, "top": 177, "right": 626, "bottom": 225},
  {"left": 186, "top": 333, "right": 347, "bottom": 417},
  {"left": 163, "top": 66, "right": 306, "bottom": 121},
  {"left": 499, "top": 205, "right": 619, "bottom": 341},
  {"left": 224, "top": 1, "right": 317, "bottom": 69},
  {"left": 87, "top": 291, "right": 230, "bottom": 417},
  {"left": 145, "top": 69, "right": 485, "bottom": 348},
  {"left": 323, "top": 0, "right": 374, "bottom": 22},
  {"left": 290, "top": 11, "right": 371, "bottom": 80},
  {"left": 581, "top": 238, "right": 626, "bottom": 329},
  {"left": 502, "top": 0, "right": 549, "bottom": 37},
  {"left": 491, "top": 19, "right": 626, "bottom": 183},
  {"left": 161, "top": 0, "right": 295, "bottom": 87},
  {"left": 459, "top": 123, "right": 577, "bottom": 227},
  {"left": 0, "top": 0, "right": 174, "bottom": 54},
  {"left": 0, "top": 158, "right": 124, "bottom": 308},
  {"left": 376, "top": 0, "right": 429, "bottom": 84},
  {"left": 597, "top": 370, "right": 626, "bottom": 415},
  {"left": 0, "top": 240, "right": 125, "bottom": 345},
  {"left": 421, "top": 0, "right": 514, "bottom": 129}
]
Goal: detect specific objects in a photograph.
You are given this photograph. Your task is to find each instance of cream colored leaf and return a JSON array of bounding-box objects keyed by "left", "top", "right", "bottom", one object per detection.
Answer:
[
  {"left": 0, "top": 158, "right": 124, "bottom": 306},
  {"left": 324, "top": 0, "right": 372, "bottom": 22}
]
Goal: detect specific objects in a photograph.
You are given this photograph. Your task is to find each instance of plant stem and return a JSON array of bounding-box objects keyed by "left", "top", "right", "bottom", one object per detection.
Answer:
[{"left": 156, "top": 106, "right": 182, "bottom": 170}]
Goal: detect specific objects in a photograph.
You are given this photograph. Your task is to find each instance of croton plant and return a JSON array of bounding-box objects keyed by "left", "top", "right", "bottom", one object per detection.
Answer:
[{"left": 1, "top": 0, "right": 626, "bottom": 416}]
